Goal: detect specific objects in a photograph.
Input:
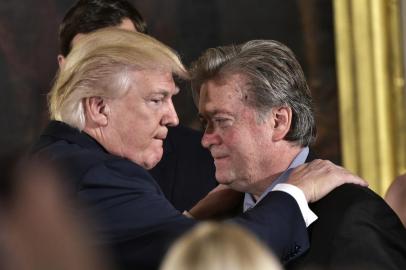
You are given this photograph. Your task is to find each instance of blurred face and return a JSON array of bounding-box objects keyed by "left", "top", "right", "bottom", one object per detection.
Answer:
[
  {"left": 106, "top": 69, "right": 179, "bottom": 169},
  {"left": 198, "top": 74, "right": 275, "bottom": 193}
]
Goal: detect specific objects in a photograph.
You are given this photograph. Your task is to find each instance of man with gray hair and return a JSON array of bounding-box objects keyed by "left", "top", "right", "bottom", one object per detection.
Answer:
[{"left": 192, "top": 40, "right": 406, "bottom": 269}]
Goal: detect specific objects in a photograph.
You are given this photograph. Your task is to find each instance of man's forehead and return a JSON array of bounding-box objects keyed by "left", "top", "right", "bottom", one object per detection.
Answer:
[
  {"left": 130, "top": 69, "right": 177, "bottom": 94},
  {"left": 208, "top": 72, "right": 247, "bottom": 87},
  {"left": 198, "top": 75, "right": 247, "bottom": 115},
  {"left": 199, "top": 74, "right": 247, "bottom": 101}
]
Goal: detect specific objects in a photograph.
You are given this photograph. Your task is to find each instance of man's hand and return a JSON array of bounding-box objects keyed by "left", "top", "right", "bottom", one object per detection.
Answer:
[
  {"left": 188, "top": 184, "right": 243, "bottom": 220},
  {"left": 287, "top": 159, "right": 368, "bottom": 203}
]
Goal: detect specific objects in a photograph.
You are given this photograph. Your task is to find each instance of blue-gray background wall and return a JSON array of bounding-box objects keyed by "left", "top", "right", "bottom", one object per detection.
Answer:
[{"left": 0, "top": 0, "right": 340, "bottom": 162}]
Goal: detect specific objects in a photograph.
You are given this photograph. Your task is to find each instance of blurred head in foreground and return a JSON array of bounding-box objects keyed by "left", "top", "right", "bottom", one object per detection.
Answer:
[
  {"left": 160, "top": 222, "right": 282, "bottom": 270},
  {"left": 0, "top": 156, "right": 111, "bottom": 270}
]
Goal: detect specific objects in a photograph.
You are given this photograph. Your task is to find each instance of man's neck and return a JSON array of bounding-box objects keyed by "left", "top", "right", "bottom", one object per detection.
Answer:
[{"left": 249, "top": 145, "right": 303, "bottom": 200}]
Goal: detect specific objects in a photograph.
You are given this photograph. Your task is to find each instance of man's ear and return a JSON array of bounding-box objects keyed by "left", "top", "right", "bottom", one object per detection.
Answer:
[
  {"left": 83, "top": 97, "right": 110, "bottom": 127},
  {"left": 57, "top": 54, "right": 66, "bottom": 68},
  {"left": 270, "top": 106, "right": 292, "bottom": 141}
]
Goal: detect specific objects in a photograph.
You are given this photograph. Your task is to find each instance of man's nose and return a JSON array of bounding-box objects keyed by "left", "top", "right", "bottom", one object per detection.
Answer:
[
  {"left": 162, "top": 100, "right": 179, "bottom": 127},
  {"left": 201, "top": 129, "right": 221, "bottom": 149}
]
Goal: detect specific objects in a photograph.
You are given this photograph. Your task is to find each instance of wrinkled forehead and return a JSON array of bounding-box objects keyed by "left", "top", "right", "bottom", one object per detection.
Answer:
[
  {"left": 126, "top": 69, "right": 178, "bottom": 95},
  {"left": 198, "top": 73, "right": 249, "bottom": 113},
  {"left": 197, "top": 73, "right": 248, "bottom": 103}
]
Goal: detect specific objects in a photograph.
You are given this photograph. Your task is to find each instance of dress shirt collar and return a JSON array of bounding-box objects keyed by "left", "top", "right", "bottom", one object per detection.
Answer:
[{"left": 243, "top": 147, "right": 309, "bottom": 212}]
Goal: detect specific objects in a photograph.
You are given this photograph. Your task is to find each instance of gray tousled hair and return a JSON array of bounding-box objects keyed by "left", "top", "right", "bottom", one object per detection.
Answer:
[{"left": 190, "top": 40, "right": 316, "bottom": 146}]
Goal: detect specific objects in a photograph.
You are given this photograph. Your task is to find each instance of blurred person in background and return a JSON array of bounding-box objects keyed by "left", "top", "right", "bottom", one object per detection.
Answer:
[{"left": 0, "top": 153, "right": 111, "bottom": 270}]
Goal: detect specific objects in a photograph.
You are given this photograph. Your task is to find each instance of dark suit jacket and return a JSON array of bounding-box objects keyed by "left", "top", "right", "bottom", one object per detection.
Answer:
[
  {"left": 286, "top": 184, "right": 406, "bottom": 270},
  {"left": 32, "top": 121, "right": 309, "bottom": 270},
  {"left": 149, "top": 125, "right": 217, "bottom": 211}
]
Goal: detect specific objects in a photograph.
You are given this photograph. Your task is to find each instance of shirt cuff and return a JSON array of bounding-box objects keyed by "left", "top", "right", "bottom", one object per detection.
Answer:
[
  {"left": 182, "top": 210, "right": 194, "bottom": 219},
  {"left": 272, "top": 183, "right": 318, "bottom": 227}
]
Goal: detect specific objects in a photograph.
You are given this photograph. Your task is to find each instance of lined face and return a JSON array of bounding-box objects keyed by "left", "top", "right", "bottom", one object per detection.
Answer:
[
  {"left": 106, "top": 69, "right": 179, "bottom": 169},
  {"left": 198, "top": 74, "right": 275, "bottom": 192}
]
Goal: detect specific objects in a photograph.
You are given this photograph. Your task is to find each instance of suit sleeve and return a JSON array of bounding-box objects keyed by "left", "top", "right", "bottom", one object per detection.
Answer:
[{"left": 231, "top": 191, "right": 309, "bottom": 263}]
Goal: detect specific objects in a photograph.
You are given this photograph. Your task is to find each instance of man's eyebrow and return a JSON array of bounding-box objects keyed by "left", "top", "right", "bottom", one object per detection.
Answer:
[
  {"left": 149, "top": 90, "right": 169, "bottom": 97},
  {"left": 153, "top": 87, "right": 179, "bottom": 96},
  {"left": 198, "top": 109, "right": 233, "bottom": 118}
]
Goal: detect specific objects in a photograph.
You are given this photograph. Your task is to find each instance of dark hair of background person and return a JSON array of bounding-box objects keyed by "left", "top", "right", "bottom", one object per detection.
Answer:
[{"left": 59, "top": 0, "right": 148, "bottom": 56}]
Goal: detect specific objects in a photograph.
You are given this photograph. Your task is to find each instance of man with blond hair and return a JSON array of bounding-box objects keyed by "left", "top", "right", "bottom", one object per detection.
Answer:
[{"left": 56, "top": 0, "right": 219, "bottom": 214}]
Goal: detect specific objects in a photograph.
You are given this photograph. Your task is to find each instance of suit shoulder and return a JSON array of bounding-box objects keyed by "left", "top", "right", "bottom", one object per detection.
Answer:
[
  {"left": 311, "top": 184, "right": 398, "bottom": 224},
  {"left": 310, "top": 184, "right": 383, "bottom": 216},
  {"left": 321, "top": 184, "right": 381, "bottom": 204},
  {"left": 36, "top": 139, "right": 156, "bottom": 188}
]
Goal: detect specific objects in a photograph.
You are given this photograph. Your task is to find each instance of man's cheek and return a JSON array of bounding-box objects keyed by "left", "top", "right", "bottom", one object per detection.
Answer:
[{"left": 223, "top": 131, "right": 240, "bottom": 150}]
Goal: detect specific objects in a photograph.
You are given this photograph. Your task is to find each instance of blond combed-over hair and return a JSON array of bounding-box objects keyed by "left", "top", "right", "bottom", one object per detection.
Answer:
[{"left": 49, "top": 28, "right": 188, "bottom": 130}]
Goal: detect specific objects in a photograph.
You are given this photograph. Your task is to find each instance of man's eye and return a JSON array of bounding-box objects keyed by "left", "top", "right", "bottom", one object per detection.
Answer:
[
  {"left": 214, "top": 118, "right": 231, "bottom": 127},
  {"left": 200, "top": 119, "right": 208, "bottom": 130},
  {"left": 150, "top": 98, "right": 163, "bottom": 105}
]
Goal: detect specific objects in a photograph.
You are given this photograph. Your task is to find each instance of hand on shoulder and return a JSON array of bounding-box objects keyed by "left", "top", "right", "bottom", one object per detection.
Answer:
[{"left": 287, "top": 159, "right": 368, "bottom": 203}]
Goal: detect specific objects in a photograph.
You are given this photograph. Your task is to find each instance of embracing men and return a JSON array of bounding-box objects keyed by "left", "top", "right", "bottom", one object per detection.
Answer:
[{"left": 30, "top": 1, "right": 390, "bottom": 270}]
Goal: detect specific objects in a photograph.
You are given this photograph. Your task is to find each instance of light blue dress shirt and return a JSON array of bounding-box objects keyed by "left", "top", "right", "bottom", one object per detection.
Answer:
[{"left": 243, "top": 147, "right": 309, "bottom": 212}]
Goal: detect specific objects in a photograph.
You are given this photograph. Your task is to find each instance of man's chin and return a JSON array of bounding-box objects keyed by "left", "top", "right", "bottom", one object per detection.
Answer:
[
  {"left": 142, "top": 158, "right": 160, "bottom": 170},
  {"left": 134, "top": 148, "right": 163, "bottom": 170},
  {"left": 146, "top": 149, "right": 164, "bottom": 169},
  {"left": 215, "top": 173, "right": 233, "bottom": 186}
]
